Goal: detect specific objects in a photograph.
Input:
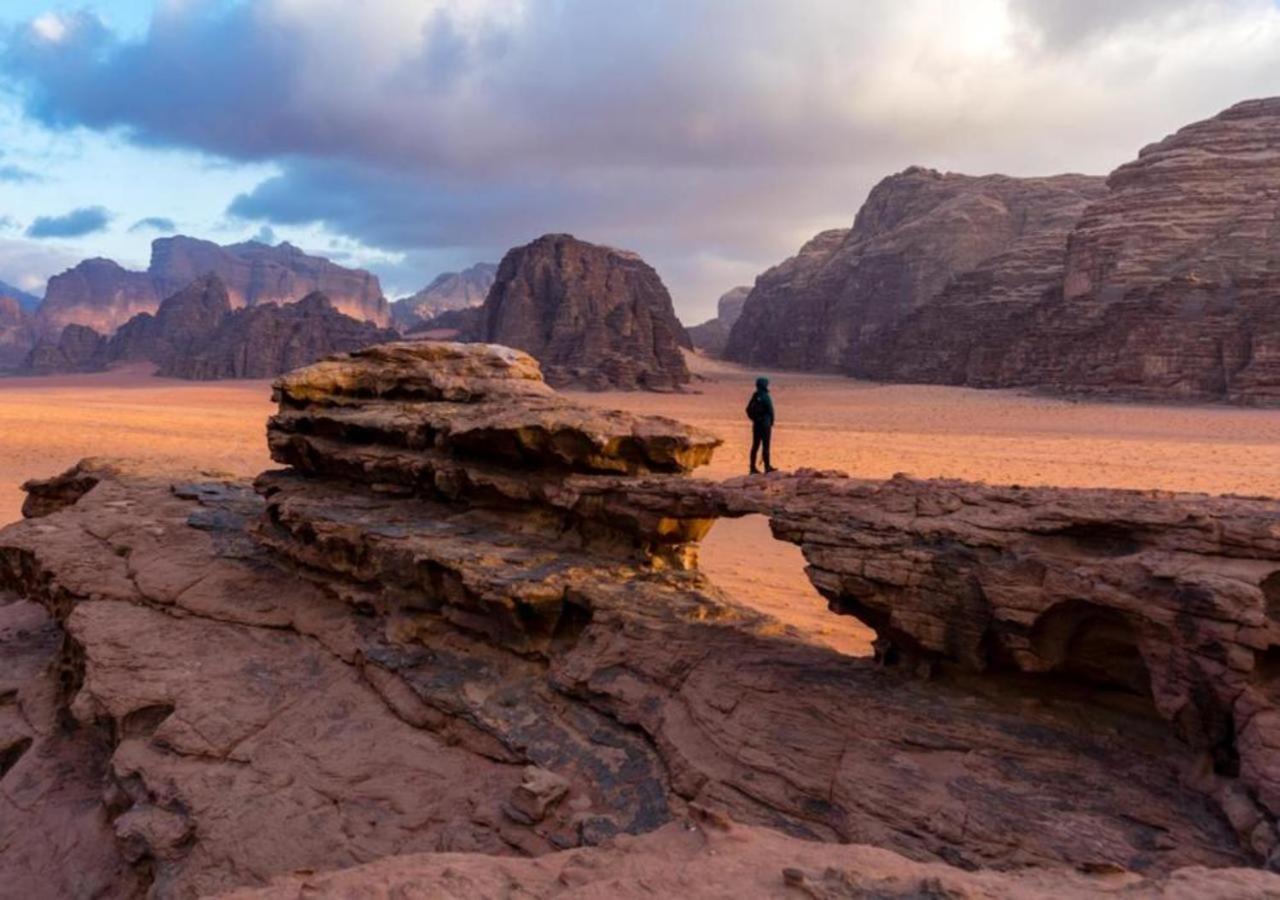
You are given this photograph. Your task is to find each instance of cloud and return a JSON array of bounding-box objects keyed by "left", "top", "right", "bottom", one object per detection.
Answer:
[
  {"left": 26, "top": 205, "right": 112, "bottom": 239},
  {"left": 250, "top": 224, "right": 276, "bottom": 244},
  {"left": 0, "top": 237, "right": 83, "bottom": 293},
  {"left": 5, "top": 1, "right": 1280, "bottom": 317},
  {"left": 128, "top": 216, "right": 177, "bottom": 233},
  {"left": 0, "top": 163, "right": 40, "bottom": 183}
]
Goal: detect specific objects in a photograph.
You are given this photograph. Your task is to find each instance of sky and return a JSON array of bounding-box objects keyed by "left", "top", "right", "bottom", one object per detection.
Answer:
[{"left": 0, "top": 1, "right": 1278, "bottom": 321}]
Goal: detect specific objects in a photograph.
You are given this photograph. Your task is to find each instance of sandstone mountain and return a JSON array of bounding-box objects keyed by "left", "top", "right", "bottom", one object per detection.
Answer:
[
  {"left": 724, "top": 169, "right": 1107, "bottom": 370},
  {"left": 479, "top": 233, "right": 692, "bottom": 390},
  {"left": 37, "top": 237, "right": 389, "bottom": 335},
  {"left": 685, "top": 285, "right": 750, "bottom": 357},
  {"left": 2, "top": 342, "right": 1278, "bottom": 895},
  {"left": 0, "top": 279, "right": 41, "bottom": 312},
  {"left": 21, "top": 275, "right": 397, "bottom": 380},
  {"left": 163, "top": 292, "right": 399, "bottom": 380},
  {"left": 390, "top": 262, "right": 497, "bottom": 330},
  {"left": 0, "top": 296, "right": 35, "bottom": 370}
]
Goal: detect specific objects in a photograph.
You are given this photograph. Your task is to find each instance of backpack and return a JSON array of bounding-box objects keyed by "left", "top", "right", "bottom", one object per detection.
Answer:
[{"left": 746, "top": 393, "right": 765, "bottom": 422}]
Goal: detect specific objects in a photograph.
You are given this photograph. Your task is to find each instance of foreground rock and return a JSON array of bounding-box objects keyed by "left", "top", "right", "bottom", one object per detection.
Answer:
[
  {"left": 226, "top": 812, "right": 1278, "bottom": 900},
  {"left": 479, "top": 234, "right": 692, "bottom": 390},
  {"left": 686, "top": 285, "right": 750, "bottom": 357},
  {"left": 37, "top": 236, "right": 389, "bottom": 335},
  {"left": 724, "top": 169, "right": 1105, "bottom": 371},
  {"left": 2, "top": 342, "right": 1278, "bottom": 896}
]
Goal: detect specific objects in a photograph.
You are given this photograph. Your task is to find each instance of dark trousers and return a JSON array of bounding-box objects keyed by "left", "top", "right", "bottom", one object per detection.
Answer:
[{"left": 750, "top": 423, "right": 772, "bottom": 471}]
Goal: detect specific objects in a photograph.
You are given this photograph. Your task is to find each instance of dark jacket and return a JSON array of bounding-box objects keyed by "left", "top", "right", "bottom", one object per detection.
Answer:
[{"left": 747, "top": 378, "right": 774, "bottom": 428}]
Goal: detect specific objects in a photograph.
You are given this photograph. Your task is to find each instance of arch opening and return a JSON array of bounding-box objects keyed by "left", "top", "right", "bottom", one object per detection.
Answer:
[{"left": 699, "top": 514, "right": 874, "bottom": 657}]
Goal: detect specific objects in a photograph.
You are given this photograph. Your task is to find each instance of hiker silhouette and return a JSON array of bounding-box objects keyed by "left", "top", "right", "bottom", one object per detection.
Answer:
[{"left": 745, "top": 376, "right": 776, "bottom": 474}]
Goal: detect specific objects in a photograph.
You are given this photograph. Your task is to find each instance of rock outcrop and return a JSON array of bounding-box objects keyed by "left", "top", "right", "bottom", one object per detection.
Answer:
[
  {"left": 391, "top": 262, "right": 497, "bottom": 331},
  {"left": 724, "top": 169, "right": 1106, "bottom": 371},
  {"left": 158, "top": 292, "right": 398, "bottom": 380},
  {"left": 809, "top": 98, "right": 1280, "bottom": 404},
  {"left": 686, "top": 285, "right": 750, "bottom": 357},
  {"left": 19, "top": 276, "right": 397, "bottom": 380},
  {"left": 0, "top": 295, "right": 36, "bottom": 370},
  {"left": 37, "top": 237, "right": 389, "bottom": 336},
  {"left": 479, "top": 234, "right": 692, "bottom": 390},
  {"left": 22, "top": 322, "right": 106, "bottom": 375},
  {"left": 4, "top": 341, "right": 1279, "bottom": 895}
]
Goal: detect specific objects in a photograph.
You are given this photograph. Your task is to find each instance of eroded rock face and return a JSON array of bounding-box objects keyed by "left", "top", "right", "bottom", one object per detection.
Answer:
[
  {"left": 1, "top": 341, "right": 1277, "bottom": 896},
  {"left": 391, "top": 262, "right": 497, "bottom": 331},
  {"left": 158, "top": 292, "right": 398, "bottom": 380},
  {"left": 686, "top": 285, "right": 750, "bottom": 357},
  {"left": 22, "top": 277, "right": 398, "bottom": 380},
  {"left": 724, "top": 170, "right": 1106, "bottom": 371},
  {"left": 0, "top": 295, "right": 36, "bottom": 371},
  {"left": 480, "top": 234, "right": 692, "bottom": 390},
  {"left": 37, "top": 237, "right": 389, "bottom": 337}
]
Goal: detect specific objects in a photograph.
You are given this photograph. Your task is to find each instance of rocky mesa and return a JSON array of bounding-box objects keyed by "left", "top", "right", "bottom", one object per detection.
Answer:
[
  {"left": 479, "top": 234, "right": 692, "bottom": 390},
  {"left": 36, "top": 236, "right": 390, "bottom": 336},
  {"left": 686, "top": 285, "right": 750, "bottom": 357},
  {"left": 2, "top": 341, "right": 1280, "bottom": 897}
]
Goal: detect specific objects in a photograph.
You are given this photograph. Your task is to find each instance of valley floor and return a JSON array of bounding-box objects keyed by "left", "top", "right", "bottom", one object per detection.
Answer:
[{"left": 4, "top": 352, "right": 1280, "bottom": 654}]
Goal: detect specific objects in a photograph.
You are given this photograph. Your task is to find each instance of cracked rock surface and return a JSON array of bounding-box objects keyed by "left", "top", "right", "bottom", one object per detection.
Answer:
[{"left": 2, "top": 342, "right": 1278, "bottom": 897}]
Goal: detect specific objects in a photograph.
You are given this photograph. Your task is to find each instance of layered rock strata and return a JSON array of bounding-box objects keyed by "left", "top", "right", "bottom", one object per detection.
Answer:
[
  {"left": 724, "top": 170, "right": 1106, "bottom": 371},
  {"left": 480, "top": 234, "right": 692, "bottom": 390},
  {"left": 2, "top": 342, "right": 1279, "bottom": 896},
  {"left": 37, "top": 237, "right": 389, "bottom": 336}
]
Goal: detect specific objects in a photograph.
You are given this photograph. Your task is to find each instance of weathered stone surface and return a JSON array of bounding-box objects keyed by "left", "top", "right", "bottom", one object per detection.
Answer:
[
  {"left": 724, "top": 169, "right": 1105, "bottom": 372},
  {"left": 391, "top": 262, "right": 497, "bottom": 331},
  {"left": 4, "top": 341, "right": 1280, "bottom": 896},
  {"left": 479, "top": 234, "right": 692, "bottom": 390},
  {"left": 686, "top": 285, "right": 750, "bottom": 357},
  {"left": 37, "top": 236, "right": 389, "bottom": 337},
  {"left": 226, "top": 813, "right": 1280, "bottom": 900},
  {"left": 702, "top": 470, "right": 1280, "bottom": 858}
]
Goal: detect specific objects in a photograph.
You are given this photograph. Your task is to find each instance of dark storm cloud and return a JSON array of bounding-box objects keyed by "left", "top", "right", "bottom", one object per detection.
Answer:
[
  {"left": 5, "top": 1, "right": 1280, "bottom": 316},
  {"left": 26, "top": 205, "right": 111, "bottom": 238},
  {"left": 128, "top": 216, "right": 177, "bottom": 233}
]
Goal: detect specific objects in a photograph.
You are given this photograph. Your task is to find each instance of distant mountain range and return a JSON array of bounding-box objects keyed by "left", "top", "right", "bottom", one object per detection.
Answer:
[
  {"left": 390, "top": 262, "right": 497, "bottom": 330},
  {"left": 37, "top": 236, "right": 391, "bottom": 335},
  {"left": 0, "top": 280, "right": 41, "bottom": 312}
]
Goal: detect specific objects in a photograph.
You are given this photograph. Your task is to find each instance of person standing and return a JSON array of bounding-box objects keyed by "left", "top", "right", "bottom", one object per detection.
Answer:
[{"left": 746, "top": 376, "right": 776, "bottom": 474}]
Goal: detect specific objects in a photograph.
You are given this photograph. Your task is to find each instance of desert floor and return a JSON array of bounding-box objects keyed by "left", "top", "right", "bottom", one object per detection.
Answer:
[{"left": 5, "top": 353, "right": 1280, "bottom": 657}]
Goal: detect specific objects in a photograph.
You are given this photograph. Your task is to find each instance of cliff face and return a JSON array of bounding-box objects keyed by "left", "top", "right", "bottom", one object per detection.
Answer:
[
  {"left": 2, "top": 343, "right": 1278, "bottom": 895},
  {"left": 160, "top": 292, "right": 398, "bottom": 380},
  {"left": 36, "top": 238, "right": 389, "bottom": 337},
  {"left": 843, "top": 99, "right": 1280, "bottom": 403},
  {"left": 0, "top": 296, "right": 35, "bottom": 370},
  {"left": 22, "top": 276, "right": 396, "bottom": 380},
  {"left": 480, "top": 234, "right": 692, "bottom": 390},
  {"left": 686, "top": 285, "right": 750, "bottom": 357},
  {"left": 37, "top": 258, "right": 160, "bottom": 336},
  {"left": 151, "top": 237, "right": 389, "bottom": 327},
  {"left": 390, "top": 262, "right": 497, "bottom": 330},
  {"left": 724, "top": 170, "right": 1106, "bottom": 371}
]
